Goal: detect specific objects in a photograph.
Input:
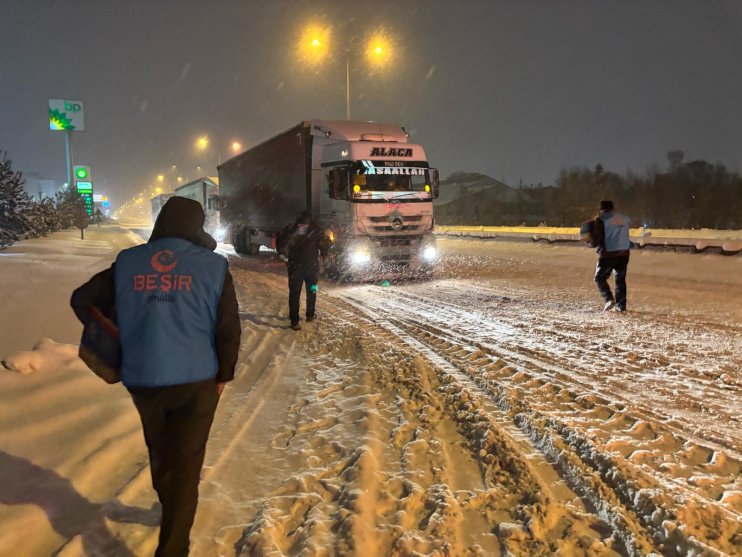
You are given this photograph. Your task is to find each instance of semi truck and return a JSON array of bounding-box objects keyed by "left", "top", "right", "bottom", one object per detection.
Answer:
[
  {"left": 218, "top": 120, "right": 440, "bottom": 278},
  {"left": 174, "top": 177, "right": 223, "bottom": 240}
]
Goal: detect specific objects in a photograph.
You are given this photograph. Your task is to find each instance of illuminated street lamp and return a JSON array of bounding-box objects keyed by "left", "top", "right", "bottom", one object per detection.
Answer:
[
  {"left": 299, "top": 24, "right": 395, "bottom": 120},
  {"left": 196, "top": 136, "right": 209, "bottom": 151},
  {"left": 157, "top": 174, "right": 164, "bottom": 182},
  {"left": 366, "top": 34, "right": 392, "bottom": 67},
  {"left": 231, "top": 141, "right": 243, "bottom": 154}
]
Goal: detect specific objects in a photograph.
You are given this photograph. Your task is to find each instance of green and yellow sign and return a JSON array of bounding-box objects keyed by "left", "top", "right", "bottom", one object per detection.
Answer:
[{"left": 49, "top": 98, "right": 85, "bottom": 131}]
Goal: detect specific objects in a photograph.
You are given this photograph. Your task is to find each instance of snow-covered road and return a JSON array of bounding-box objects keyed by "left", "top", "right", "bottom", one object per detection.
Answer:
[
  {"left": 213, "top": 238, "right": 741, "bottom": 556},
  {"left": 0, "top": 230, "right": 739, "bottom": 556}
]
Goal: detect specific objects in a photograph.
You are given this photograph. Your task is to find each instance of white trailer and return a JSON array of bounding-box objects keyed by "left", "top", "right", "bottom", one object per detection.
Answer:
[
  {"left": 150, "top": 193, "right": 174, "bottom": 224},
  {"left": 174, "top": 177, "right": 222, "bottom": 240}
]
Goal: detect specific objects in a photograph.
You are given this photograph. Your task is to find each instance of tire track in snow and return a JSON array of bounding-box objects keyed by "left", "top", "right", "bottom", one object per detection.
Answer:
[
  {"left": 330, "top": 284, "right": 742, "bottom": 556},
  {"left": 338, "top": 281, "right": 741, "bottom": 455}
]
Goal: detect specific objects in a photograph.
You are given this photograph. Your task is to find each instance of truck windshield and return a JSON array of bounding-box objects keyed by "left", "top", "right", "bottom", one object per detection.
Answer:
[{"left": 351, "top": 170, "right": 433, "bottom": 201}]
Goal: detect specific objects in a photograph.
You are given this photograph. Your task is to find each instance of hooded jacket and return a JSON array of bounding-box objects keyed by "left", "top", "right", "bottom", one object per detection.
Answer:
[
  {"left": 71, "top": 197, "right": 241, "bottom": 387},
  {"left": 277, "top": 213, "right": 331, "bottom": 268}
]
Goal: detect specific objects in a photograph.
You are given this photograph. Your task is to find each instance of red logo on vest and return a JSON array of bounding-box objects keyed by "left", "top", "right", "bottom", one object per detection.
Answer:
[
  {"left": 151, "top": 250, "right": 178, "bottom": 273},
  {"left": 133, "top": 250, "right": 192, "bottom": 293}
]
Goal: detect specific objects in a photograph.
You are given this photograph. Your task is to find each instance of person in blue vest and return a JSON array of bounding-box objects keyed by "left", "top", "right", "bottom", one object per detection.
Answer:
[
  {"left": 71, "top": 196, "right": 241, "bottom": 557},
  {"left": 593, "top": 200, "right": 632, "bottom": 312}
]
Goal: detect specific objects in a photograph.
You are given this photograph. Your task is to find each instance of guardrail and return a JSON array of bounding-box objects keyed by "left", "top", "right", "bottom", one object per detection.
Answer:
[{"left": 435, "top": 226, "right": 742, "bottom": 255}]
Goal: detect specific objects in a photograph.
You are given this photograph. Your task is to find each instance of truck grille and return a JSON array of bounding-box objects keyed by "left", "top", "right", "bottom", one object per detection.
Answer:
[
  {"left": 372, "top": 235, "right": 421, "bottom": 247},
  {"left": 368, "top": 215, "right": 423, "bottom": 223},
  {"left": 371, "top": 225, "right": 422, "bottom": 232},
  {"left": 367, "top": 216, "right": 425, "bottom": 233}
]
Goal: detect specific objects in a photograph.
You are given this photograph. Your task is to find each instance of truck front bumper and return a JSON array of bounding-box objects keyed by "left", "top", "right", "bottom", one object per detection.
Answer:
[{"left": 333, "top": 234, "right": 438, "bottom": 280}]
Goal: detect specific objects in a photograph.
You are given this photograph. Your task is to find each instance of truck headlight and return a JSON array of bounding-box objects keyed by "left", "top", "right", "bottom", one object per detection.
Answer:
[
  {"left": 350, "top": 248, "right": 371, "bottom": 265},
  {"left": 421, "top": 245, "right": 437, "bottom": 262}
]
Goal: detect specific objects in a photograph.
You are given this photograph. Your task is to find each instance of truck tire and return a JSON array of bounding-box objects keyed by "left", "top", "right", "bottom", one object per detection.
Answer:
[{"left": 233, "top": 227, "right": 249, "bottom": 255}]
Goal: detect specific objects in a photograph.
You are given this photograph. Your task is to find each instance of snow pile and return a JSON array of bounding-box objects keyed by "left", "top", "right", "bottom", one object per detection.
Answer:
[{"left": 2, "top": 338, "right": 87, "bottom": 376}]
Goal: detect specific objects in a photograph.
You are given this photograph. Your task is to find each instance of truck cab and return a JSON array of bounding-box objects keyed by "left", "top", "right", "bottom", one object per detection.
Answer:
[{"left": 311, "top": 122, "right": 439, "bottom": 277}]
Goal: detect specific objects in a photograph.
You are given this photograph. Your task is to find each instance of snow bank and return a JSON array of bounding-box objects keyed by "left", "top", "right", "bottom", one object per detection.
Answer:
[
  {"left": 2, "top": 339, "right": 87, "bottom": 376},
  {"left": 437, "top": 225, "right": 742, "bottom": 252}
]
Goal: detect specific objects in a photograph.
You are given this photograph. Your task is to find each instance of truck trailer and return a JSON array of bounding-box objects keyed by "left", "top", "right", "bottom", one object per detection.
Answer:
[
  {"left": 218, "top": 120, "right": 439, "bottom": 278},
  {"left": 150, "top": 193, "right": 174, "bottom": 224},
  {"left": 174, "top": 177, "right": 222, "bottom": 240}
]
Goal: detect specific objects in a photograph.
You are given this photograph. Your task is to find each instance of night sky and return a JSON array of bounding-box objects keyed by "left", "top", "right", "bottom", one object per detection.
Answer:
[{"left": 2, "top": 0, "right": 741, "bottom": 206}]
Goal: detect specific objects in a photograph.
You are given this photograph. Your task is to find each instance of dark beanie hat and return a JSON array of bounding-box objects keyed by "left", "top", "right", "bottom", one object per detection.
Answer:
[{"left": 600, "top": 200, "right": 614, "bottom": 212}]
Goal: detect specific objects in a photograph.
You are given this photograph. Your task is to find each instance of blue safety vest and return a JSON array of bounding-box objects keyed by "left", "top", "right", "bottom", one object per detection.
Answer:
[
  {"left": 114, "top": 237, "right": 227, "bottom": 387},
  {"left": 599, "top": 211, "right": 631, "bottom": 252}
]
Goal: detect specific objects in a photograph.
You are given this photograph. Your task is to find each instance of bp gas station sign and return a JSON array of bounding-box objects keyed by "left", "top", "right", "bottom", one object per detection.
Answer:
[
  {"left": 74, "top": 165, "right": 94, "bottom": 216},
  {"left": 75, "top": 165, "right": 90, "bottom": 180},
  {"left": 76, "top": 180, "right": 94, "bottom": 216},
  {"left": 49, "top": 99, "right": 85, "bottom": 131},
  {"left": 49, "top": 98, "right": 93, "bottom": 224}
]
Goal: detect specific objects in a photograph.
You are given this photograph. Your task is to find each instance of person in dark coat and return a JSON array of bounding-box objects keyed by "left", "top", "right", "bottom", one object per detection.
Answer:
[
  {"left": 593, "top": 200, "right": 632, "bottom": 312},
  {"left": 70, "top": 196, "right": 241, "bottom": 557},
  {"left": 277, "top": 210, "right": 331, "bottom": 331}
]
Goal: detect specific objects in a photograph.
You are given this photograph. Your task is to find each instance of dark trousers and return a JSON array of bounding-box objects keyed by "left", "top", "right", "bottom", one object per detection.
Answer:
[
  {"left": 129, "top": 379, "right": 219, "bottom": 557},
  {"left": 594, "top": 255, "right": 629, "bottom": 308},
  {"left": 288, "top": 264, "right": 319, "bottom": 324}
]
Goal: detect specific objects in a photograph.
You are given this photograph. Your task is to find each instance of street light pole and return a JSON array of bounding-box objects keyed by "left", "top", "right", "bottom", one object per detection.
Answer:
[
  {"left": 300, "top": 24, "right": 392, "bottom": 121},
  {"left": 64, "top": 130, "right": 74, "bottom": 190},
  {"left": 346, "top": 54, "right": 351, "bottom": 121}
]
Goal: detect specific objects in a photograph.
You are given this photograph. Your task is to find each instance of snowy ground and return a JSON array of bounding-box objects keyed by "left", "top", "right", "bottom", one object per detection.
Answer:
[{"left": 0, "top": 228, "right": 740, "bottom": 556}]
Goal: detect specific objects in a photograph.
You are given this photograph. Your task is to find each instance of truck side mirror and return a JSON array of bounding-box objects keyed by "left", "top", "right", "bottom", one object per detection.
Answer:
[
  {"left": 329, "top": 169, "right": 349, "bottom": 200},
  {"left": 431, "top": 169, "right": 440, "bottom": 199}
]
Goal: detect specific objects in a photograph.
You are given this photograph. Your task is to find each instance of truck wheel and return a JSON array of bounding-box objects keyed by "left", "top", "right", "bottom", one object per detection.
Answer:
[
  {"left": 233, "top": 228, "right": 249, "bottom": 255},
  {"left": 248, "top": 242, "right": 260, "bottom": 256}
]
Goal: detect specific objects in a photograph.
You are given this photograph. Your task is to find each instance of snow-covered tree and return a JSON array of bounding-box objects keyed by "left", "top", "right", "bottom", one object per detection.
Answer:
[
  {"left": 0, "top": 152, "right": 36, "bottom": 246},
  {"left": 54, "top": 186, "right": 85, "bottom": 230}
]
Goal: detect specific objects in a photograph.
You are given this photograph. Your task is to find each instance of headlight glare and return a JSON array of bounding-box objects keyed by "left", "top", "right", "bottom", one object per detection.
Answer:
[
  {"left": 422, "top": 245, "right": 437, "bottom": 262},
  {"left": 350, "top": 248, "right": 371, "bottom": 266}
]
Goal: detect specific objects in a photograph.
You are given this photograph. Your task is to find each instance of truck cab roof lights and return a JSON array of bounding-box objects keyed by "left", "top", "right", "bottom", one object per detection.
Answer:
[{"left": 312, "top": 124, "right": 332, "bottom": 138}]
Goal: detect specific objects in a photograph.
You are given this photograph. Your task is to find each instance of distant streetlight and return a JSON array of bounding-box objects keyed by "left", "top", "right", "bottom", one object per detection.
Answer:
[
  {"left": 298, "top": 24, "right": 396, "bottom": 120},
  {"left": 157, "top": 174, "right": 164, "bottom": 182},
  {"left": 231, "top": 141, "right": 243, "bottom": 154},
  {"left": 177, "top": 176, "right": 183, "bottom": 183},
  {"left": 196, "top": 136, "right": 209, "bottom": 151}
]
